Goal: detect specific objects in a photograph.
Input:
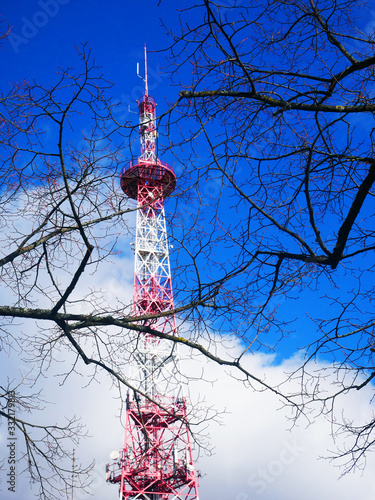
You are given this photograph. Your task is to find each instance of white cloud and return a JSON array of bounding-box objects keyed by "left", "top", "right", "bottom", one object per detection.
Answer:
[
  {"left": 1, "top": 200, "right": 375, "bottom": 500},
  {"left": 4, "top": 333, "right": 375, "bottom": 500},
  {"left": 188, "top": 349, "right": 375, "bottom": 500}
]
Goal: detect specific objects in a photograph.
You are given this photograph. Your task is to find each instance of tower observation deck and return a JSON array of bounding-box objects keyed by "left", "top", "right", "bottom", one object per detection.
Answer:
[{"left": 106, "top": 46, "right": 199, "bottom": 500}]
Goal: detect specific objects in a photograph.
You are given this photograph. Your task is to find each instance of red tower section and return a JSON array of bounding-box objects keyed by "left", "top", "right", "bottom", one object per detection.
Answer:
[{"left": 106, "top": 46, "right": 199, "bottom": 500}]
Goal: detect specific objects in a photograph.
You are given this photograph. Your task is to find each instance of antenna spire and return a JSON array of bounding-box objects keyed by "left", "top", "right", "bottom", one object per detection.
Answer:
[{"left": 144, "top": 43, "right": 148, "bottom": 97}]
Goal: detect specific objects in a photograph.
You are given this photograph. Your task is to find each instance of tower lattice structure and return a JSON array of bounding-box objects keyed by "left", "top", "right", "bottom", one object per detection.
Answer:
[{"left": 106, "top": 47, "right": 199, "bottom": 500}]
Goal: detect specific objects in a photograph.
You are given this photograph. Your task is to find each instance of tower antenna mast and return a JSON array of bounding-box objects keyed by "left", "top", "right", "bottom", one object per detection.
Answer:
[
  {"left": 106, "top": 47, "right": 200, "bottom": 500},
  {"left": 144, "top": 43, "right": 148, "bottom": 97}
]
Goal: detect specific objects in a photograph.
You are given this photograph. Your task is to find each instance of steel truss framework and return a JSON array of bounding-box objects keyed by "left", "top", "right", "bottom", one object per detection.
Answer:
[{"left": 106, "top": 48, "right": 199, "bottom": 500}]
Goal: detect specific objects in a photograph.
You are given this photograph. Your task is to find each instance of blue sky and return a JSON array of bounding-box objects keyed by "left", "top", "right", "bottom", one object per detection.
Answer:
[
  {"left": 0, "top": 0, "right": 186, "bottom": 152},
  {"left": 1, "top": 1, "right": 375, "bottom": 500},
  {"left": 2, "top": 1, "right": 175, "bottom": 84}
]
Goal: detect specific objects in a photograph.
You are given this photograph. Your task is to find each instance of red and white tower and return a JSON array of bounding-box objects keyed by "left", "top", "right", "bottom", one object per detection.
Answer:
[{"left": 106, "top": 46, "right": 199, "bottom": 500}]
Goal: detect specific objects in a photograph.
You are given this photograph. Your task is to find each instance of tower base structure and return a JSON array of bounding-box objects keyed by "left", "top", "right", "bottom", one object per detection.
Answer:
[{"left": 106, "top": 395, "right": 199, "bottom": 500}]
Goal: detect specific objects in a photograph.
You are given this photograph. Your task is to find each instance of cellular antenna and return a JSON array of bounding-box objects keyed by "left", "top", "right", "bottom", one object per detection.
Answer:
[{"left": 136, "top": 44, "right": 149, "bottom": 97}]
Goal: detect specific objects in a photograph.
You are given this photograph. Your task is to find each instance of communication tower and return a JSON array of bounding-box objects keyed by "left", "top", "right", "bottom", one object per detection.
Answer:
[{"left": 106, "top": 46, "right": 199, "bottom": 500}]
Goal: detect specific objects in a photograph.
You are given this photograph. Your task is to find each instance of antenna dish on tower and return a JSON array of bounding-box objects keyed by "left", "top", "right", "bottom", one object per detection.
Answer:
[{"left": 109, "top": 450, "right": 119, "bottom": 461}]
